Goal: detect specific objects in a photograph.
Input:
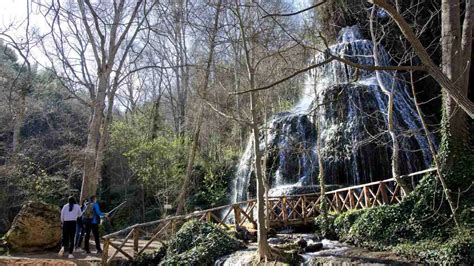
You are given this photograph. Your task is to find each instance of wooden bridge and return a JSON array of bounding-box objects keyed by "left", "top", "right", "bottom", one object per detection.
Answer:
[{"left": 100, "top": 168, "right": 435, "bottom": 264}]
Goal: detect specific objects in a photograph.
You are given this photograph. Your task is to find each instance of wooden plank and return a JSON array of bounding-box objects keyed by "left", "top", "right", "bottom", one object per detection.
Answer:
[
  {"left": 138, "top": 221, "right": 171, "bottom": 255},
  {"left": 211, "top": 212, "right": 230, "bottom": 230},
  {"left": 239, "top": 206, "right": 257, "bottom": 228},
  {"left": 355, "top": 190, "right": 364, "bottom": 209},
  {"left": 108, "top": 228, "right": 134, "bottom": 262},
  {"left": 391, "top": 184, "right": 401, "bottom": 203},
  {"left": 108, "top": 241, "right": 134, "bottom": 261},
  {"left": 220, "top": 207, "right": 233, "bottom": 223}
]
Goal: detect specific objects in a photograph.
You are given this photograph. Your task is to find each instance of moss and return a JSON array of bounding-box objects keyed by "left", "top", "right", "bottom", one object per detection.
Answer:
[
  {"left": 160, "top": 220, "right": 244, "bottom": 265},
  {"left": 393, "top": 228, "right": 474, "bottom": 264}
]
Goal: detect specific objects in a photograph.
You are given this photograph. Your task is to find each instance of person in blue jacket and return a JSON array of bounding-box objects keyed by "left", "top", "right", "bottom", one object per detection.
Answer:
[{"left": 83, "top": 195, "right": 106, "bottom": 254}]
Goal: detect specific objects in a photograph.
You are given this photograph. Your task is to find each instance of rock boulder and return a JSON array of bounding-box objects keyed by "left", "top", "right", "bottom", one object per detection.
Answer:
[{"left": 5, "top": 201, "right": 61, "bottom": 252}]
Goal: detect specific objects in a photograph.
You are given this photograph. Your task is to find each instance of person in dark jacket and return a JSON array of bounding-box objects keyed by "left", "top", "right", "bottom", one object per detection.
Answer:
[
  {"left": 59, "top": 196, "right": 82, "bottom": 259},
  {"left": 74, "top": 200, "right": 87, "bottom": 250},
  {"left": 83, "top": 195, "right": 106, "bottom": 254}
]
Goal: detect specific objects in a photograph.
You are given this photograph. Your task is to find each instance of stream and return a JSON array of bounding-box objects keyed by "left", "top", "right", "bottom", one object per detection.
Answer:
[{"left": 216, "top": 233, "right": 413, "bottom": 265}]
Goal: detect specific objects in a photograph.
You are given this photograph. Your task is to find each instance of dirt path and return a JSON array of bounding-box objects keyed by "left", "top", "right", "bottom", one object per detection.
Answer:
[
  {"left": 0, "top": 251, "right": 102, "bottom": 266},
  {"left": 0, "top": 238, "right": 162, "bottom": 266}
]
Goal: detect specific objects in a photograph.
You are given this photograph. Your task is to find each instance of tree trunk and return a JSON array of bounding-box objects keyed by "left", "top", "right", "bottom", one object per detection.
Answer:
[
  {"left": 175, "top": 114, "right": 203, "bottom": 215},
  {"left": 250, "top": 91, "right": 273, "bottom": 259},
  {"left": 314, "top": 109, "right": 327, "bottom": 212},
  {"left": 369, "top": 9, "right": 411, "bottom": 193},
  {"left": 150, "top": 95, "right": 162, "bottom": 140},
  {"left": 409, "top": 71, "right": 459, "bottom": 227},
  {"left": 440, "top": 0, "right": 470, "bottom": 170},
  {"left": 175, "top": 0, "right": 222, "bottom": 215},
  {"left": 80, "top": 74, "right": 108, "bottom": 202},
  {"left": 235, "top": 0, "right": 274, "bottom": 259},
  {"left": 12, "top": 90, "right": 26, "bottom": 154}
]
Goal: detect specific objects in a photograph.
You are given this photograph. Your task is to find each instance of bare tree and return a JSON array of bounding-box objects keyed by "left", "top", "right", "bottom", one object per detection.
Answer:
[
  {"left": 234, "top": 1, "right": 275, "bottom": 260},
  {"left": 175, "top": 0, "right": 223, "bottom": 215},
  {"left": 0, "top": 0, "right": 36, "bottom": 155},
  {"left": 37, "top": 0, "right": 156, "bottom": 201}
]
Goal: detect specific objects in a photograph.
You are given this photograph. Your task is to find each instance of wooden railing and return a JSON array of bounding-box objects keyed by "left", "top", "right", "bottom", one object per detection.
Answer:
[{"left": 101, "top": 168, "right": 435, "bottom": 265}]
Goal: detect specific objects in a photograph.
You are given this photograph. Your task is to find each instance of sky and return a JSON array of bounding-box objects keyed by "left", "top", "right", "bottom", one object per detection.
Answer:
[
  {"left": 0, "top": 0, "right": 312, "bottom": 66},
  {"left": 0, "top": 0, "right": 50, "bottom": 65}
]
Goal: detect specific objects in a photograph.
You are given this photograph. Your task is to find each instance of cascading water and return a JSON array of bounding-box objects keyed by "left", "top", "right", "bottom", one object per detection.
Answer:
[{"left": 231, "top": 25, "right": 433, "bottom": 203}]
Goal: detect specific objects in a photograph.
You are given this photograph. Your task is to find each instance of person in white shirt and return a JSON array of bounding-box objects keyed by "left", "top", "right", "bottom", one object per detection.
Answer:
[{"left": 58, "top": 196, "right": 82, "bottom": 259}]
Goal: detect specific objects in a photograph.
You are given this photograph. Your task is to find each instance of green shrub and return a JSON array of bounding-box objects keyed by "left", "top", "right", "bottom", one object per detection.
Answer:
[
  {"left": 161, "top": 220, "right": 244, "bottom": 265},
  {"left": 393, "top": 228, "right": 474, "bottom": 264},
  {"left": 333, "top": 209, "right": 366, "bottom": 241},
  {"left": 314, "top": 214, "right": 336, "bottom": 239},
  {"left": 318, "top": 172, "right": 473, "bottom": 264},
  {"left": 133, "top": 245, "right": 167, "bottom": 265}
]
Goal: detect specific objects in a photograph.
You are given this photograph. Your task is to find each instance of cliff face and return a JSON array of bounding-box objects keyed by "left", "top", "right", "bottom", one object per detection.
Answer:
[{"left": 231, "top": 26, "right": 433, "bottom": 202}]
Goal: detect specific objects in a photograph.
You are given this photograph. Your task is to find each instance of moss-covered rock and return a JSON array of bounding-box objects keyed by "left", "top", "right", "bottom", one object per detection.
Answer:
[
  {"left": 5, "top": 201, "right": 61, "bottom": 252},
  {"left": 160, "top": 220, "right": 245, "bottom": 265}
]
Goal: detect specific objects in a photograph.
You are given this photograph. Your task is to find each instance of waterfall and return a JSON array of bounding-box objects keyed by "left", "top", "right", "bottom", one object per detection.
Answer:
[{"left": 231, "top": 25, "right": 432, "bottom": 202}]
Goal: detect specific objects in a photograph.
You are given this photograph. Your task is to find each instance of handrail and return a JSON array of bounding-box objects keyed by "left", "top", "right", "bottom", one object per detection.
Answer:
[
  {"left": 325, "top": 167, "right": 436, "bottom": 194},
  {"left": 102, "top": 168, "right": 436, "bottom": 242}
]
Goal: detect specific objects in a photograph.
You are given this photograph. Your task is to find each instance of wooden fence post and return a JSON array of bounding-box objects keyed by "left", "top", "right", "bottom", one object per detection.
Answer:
[
  {"left": 335, "top": 192, "right": 341, "bottom": 212},
  {"left": 233, "top": 205, "right": 241, "bottom": 227},
  {"left": 282, "top": 196, "right": 288, "bottom": 224},
  {"left": 133, "top": 228, "right": 139, "bottom": 257},
  {"left": 380, "top": 183, "right": 389, "bottom": 204},
  {"left": 102, "top": 239, "right": 109, "bottom": 266},
  {"left": 302, "top": 195, "right": 307, "bottom": 224},
  {"left": 349, "top": 189, "right": 355, "bottom": 209},
  {"left": 364, "top": 186, "right": 370, "bottom": 208}
]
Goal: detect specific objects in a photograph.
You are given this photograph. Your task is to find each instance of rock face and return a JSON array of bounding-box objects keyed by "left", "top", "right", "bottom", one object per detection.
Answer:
[
  {"left": 5, "top": 201, "right": 61, "bottom": 252},
  {"left": 231, "top": 25, "right": 432, "bottom": 202}
]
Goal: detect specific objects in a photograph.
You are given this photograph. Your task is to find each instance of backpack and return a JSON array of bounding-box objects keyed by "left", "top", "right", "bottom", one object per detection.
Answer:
[{"left": 83, "top": 203, "right": 95, "bottom": 221}]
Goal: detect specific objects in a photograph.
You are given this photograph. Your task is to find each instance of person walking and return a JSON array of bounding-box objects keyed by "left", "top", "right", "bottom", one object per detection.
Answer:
[
  {"left": 58, "top": 196, "right": 82, "bottom": 259},
  {"left": 74, "top": 200, "right": 87, "bottom": 251},
  {"left": 83, "top": 195, "right": 106, "bottom": 254}
]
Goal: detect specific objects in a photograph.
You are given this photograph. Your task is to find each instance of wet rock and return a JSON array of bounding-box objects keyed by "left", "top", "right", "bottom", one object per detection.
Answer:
[
  {"left": 268, "top": 237, "right": 288, "bottom": 245},
  {"left": 235, "top": 226, "right": 257, "bottom": 243},
  {"left": 5, "top": 201, "right": 61, "bottom": 252},
  {"left": 304, "top": 242, "right": 323, "bottom": 253},
  {"left": 296, "top": 238, "right": 307, "bottom": 248}
]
